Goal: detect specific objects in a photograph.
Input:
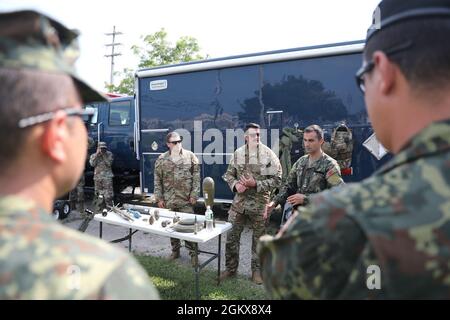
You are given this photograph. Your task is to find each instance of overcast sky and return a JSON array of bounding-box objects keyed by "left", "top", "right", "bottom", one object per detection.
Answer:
[{"left": 1, "top": 0, "right": 380, "bottom": 91}]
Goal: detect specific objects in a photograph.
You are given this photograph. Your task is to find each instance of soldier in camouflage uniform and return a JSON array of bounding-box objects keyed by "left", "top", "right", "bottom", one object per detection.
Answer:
[
  {"left": 154, "top": 132, "right": 200, "bottom": 266},
  {"left": 265, "top": 125, "right": 344, "bottom": 223},
  {"left": 259, "top": 0, "right": 450, "bottom": 299},
  {"left": 89, "top": 141, "right": 114, "bottom": 212},
  {"left": 69, "top": 175, "right": 85, "bottom": 215},
  {"left": 0, "top": 10, "right": 159, "bottom": 299},
  {"left": 70, "top": 136, "right": 94, "bottom": 216},
  {"left": 220, "top": 123, "right": 282, "bottom": 284}
]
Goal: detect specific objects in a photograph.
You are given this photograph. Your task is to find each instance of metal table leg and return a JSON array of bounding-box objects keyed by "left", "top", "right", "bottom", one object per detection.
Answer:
[
  {"left": 99, "top": 222, "right": 103, "bottom": 239},
  {"left": 128, "top": 228, "right": 132, "bottom": 252},
  {"left": 195, "top": 244, "right": 199, "bottom": 300},
  {"left": 217, "top": 234, "right": 221, "bottom": 285}
]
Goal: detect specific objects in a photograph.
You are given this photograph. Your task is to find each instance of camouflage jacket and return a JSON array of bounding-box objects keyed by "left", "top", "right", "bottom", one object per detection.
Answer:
[
  {"left": 223, "top": 143, "right": 282, "bottom": 214},
  {"left": 273, "top": 152, "right": 344, "bottom": 207},
  {"left": 0, "top": 196, "right": 159, "bottom": 299},
  {"left": 259, "top": 119, "right": 450, "bottom": 299},
  {"left": 89, "top": 150, "right": 114, "bottom": 179},
  {"left": 154, "top": 149, "right": 200, "bottom": 210}
]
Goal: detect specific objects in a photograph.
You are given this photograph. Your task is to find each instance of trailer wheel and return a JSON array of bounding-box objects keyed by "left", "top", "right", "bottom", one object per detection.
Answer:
[
  {"left": 60, "top": 202, "right": 71, "bottom": 220},
  {"left": 52, "top": 208, "right": 61, "bottom": 220}
]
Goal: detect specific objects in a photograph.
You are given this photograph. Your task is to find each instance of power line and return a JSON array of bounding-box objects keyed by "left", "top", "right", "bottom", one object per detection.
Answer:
[{"left": 105, "top": 26, "right": 123, "bottom": 86}]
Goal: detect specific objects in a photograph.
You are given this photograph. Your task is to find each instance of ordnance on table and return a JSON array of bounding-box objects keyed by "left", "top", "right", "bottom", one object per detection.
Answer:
[
  {"left": 203, "top": 177, "right": 216, "bottom": 228},
  {"left": 202, "top": 177, "right": 215, "bottom": 209},
  {"left": 153, "top": 209, "right": 160, "bottom": 220},
  {"left": 194, "top": 215, "right": 198, "bottom": 235},
  {"left": 123, "top": 204, "right": 154, "bottom": 215},
  {"left": 161, "top": 220, "right": 171, "bottom": 228},
  {"left": 149, "top": 214, "right": 155, "bottom": 225},
  {"left": 173, "top": 212, "right": 180, "bottom": 224},
  {"left": 171, "top": 215, "right": 205, "bottom": 233},
  {"left": 108, "top": 204, "right": 135, "bottom": 222},
  {"left": 102, "top": 209, "right": 108, "bottom": 217},
  {"left": 126, "top": 208, "right": 142, "bottom": 219}
]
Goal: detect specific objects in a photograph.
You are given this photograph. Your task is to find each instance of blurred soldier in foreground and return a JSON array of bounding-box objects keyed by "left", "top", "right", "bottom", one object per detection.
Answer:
[
  {"left": 154, "top": 132, "right": 200, "bottom": 267},
  {"left": 0, "top": 10, "right": 159, "bottom": 299},
  {"left": 220, "top": 123, "right": 282, "bottom": 284},
  {"left": 265, "top": 125, "right": 344, "bottom": 224},
  {"left": 259, "top": 0, "right": 450, "bottom": 299},
  {"left": 89, "top": 141, "right": 114, "bottom": 212}
]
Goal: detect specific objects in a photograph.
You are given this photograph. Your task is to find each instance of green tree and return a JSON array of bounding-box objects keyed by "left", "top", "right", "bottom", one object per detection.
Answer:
[{"left": 106, "top": 28, "right": 205, "bottom": 95}]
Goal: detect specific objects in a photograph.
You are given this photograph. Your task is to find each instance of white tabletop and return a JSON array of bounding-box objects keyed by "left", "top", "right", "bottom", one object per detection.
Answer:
[{"left": 94, "top": 208, "right": 232, "bottom": 243}]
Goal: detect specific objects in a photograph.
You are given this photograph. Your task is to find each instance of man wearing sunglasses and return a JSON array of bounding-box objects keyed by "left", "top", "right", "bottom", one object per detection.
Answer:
[
  {"left": 0, "top": 10, "right": 159, "bottom": 299},
  {"left": 154, "top": 132, "right": 200, "bottom": 267},
  {"left": 221, "top": 123, "right": 282, "bottom": 284},
  {"left": 259, "top": 0, "right": 450, "bottom": 299}
]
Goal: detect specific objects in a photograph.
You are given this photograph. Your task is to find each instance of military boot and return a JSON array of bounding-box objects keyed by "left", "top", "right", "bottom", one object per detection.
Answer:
[
  {"left": 219, "top": 270, "right": 236, "bottom": 281},
  {"left": 168, "top": 250, "right": 180, "bottom": 261},
  {"left": 251, "top": 270, "right": 263, "bottom": 285}
]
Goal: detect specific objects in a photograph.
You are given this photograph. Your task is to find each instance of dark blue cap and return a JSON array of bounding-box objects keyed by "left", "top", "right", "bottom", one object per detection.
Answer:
[{"left": 367, "top": 0, "right": 450, "bottom": 41}]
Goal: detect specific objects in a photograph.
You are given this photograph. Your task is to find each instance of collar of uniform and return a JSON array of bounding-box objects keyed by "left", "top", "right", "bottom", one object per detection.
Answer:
[
  {"left": 245, "top": 142, "right": 260, "bottom": 150},
  {"left": 302, "top": 152, "right": 325, "bottom": 169},
  {"left": 163, "top": 147, "right": 185, "bottom": 160},
  {"left": 376, "top": 118, "right": 450, "bottom": 175},
  {"left": 244, "top": 142, "right": 261, "bottom": 163},
  {"left": 245, "top": 142, "right": 260, "bottom": 154},
  {"left": 168, "top": 147, "right": 184, "bottom": 156},
  {"left": 307, "top": 151, "right": 325, "bottom": 166},
  {"left": 0, "top": 195, "right": 52, "bottom": 222}
]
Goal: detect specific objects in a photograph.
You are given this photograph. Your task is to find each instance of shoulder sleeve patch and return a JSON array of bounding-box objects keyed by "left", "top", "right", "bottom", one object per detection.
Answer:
[{"left": 326, "top": 167, "right": 339, "bottom": 179}]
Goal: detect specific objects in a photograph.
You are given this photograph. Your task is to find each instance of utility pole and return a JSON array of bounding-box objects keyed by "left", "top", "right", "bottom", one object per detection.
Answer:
[{"left": 105, "top": 26, "right": 122, "bottom": 86}]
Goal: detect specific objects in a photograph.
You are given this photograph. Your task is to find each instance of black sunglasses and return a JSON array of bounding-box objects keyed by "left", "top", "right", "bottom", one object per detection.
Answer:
[
  {"left": 355, "top": 41, "right": 413, "bottom": 93},
  {"left": 18, "top": 107, "right": 95, "bottom": 129},
  {"left": 247, "top": 133, "right": 260, "bottom": 138},
  {"left": 168, "top": 140, "right": 182, "bottom": 145}
]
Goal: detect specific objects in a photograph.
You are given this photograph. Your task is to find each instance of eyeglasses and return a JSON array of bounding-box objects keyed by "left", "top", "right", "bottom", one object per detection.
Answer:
[
  {"left": 168, "top": 140, "right": 182, "bottom": 145},
  {"left": 18, "top": 107, "right": 95, "bottom": 129},
  {"left": 355, "top": 41, "right": 413, "bottom": 93}
]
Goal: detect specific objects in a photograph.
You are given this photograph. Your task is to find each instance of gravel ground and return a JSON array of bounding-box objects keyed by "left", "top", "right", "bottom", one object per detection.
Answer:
[{"left": 61, "top": 202, "right": 280, "bottom": 278}]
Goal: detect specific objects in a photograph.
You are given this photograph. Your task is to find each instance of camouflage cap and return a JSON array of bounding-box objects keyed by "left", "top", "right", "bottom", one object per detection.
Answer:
[
  {"left": 0, "top": 10, "right": 107, "bottom": 103},
  {"left": 98, "top": 141, "right": 107, "bottom": 149},
  {"left": 367, "top": 0, "right": 450, "bottom": 41}
]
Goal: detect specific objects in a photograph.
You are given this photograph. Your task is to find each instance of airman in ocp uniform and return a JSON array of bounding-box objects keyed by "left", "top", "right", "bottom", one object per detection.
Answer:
[
  {"left": 154, "top": 132, "right": 200, "bottom": 267},
  {"left": 220, "top": 123, "right": 282, "bottom": 284}
]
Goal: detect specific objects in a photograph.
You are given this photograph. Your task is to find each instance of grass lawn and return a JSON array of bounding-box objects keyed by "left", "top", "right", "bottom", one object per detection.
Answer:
[{"left": 135, "top": 255, "right": 269, "bottom": 300}]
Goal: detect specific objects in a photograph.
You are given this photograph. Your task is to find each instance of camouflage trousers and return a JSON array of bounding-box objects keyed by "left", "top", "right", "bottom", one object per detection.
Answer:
[
  {"left": 225, "top": 208, "right": 266, "bottom": 273},
  {"left": 94, "top": 177, "right": 114, "bottom": 212},
  {"left": 170, "top": 205, "right": 198, "bottom": 257},
  {"left": 69, "top": 176, "right": 85, "bottom": 215}
]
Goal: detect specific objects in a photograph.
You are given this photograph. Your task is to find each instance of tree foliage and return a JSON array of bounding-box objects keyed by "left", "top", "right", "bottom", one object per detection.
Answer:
[{"left": 106, "top": 28, "right": 205, "bottom": 95}]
